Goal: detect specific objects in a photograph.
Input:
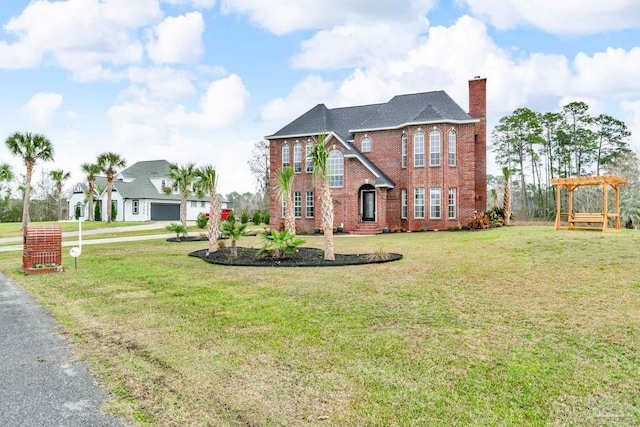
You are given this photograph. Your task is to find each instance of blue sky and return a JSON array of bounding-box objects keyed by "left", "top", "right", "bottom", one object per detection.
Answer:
[{"left": 0, "top": 0, "right": 639, "bottom": 196}]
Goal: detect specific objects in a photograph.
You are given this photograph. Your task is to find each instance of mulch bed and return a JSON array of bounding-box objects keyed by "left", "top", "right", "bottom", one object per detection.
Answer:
[{"left": 189, "top": 247, "right": 403, "bottom": 267}]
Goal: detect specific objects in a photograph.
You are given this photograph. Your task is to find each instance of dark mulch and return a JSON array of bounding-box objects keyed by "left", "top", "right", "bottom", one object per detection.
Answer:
[
  {"left": 189, "top": 247, "right": 403, "bottom": 267},
  {"left": 167, "top": 235, "right": 209, "bottom": 242}
]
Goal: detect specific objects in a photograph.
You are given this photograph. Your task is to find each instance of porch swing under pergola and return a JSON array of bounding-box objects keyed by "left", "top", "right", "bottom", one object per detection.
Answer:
[{"left": 551, "top": 175, "right": 628, "bottom": 232}]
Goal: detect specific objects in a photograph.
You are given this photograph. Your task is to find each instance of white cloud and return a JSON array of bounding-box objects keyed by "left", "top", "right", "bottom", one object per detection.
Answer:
[
  {"left": 127, "top": 67, "right": 196, "bottom": 99},
  {"left": 622, "top": 101, "right": 640, "bottom": 150},
  {"left": 146, "top": 12, "right": 205, "bottom": 64},
  {"left": 261, "top": 75, "right": 335, "bottom": 122},
  {"left": 21, "top": 92, "right": 63, "bottom": 128},
  {"left": 0, "top": 41, "right": 40, "bottom": 68},
  {"left": 109, "top": 74, "right": 250, "bottom": 147},
  {"left": 291, "top": 20, "right": 428, "bottom": 70},
  {"left": 573, "top": 48, "right": 640, "bottom": 99},
  {"left": 170, "top": 74, "right": 250, "bottom": 128},
  {"left": 161, "top": 0, "right": 218, "bottom": 8},
  {"left": 461, "top": 0, "right": 640, "bottom": 35},
  {"left": 221, "top": 0, "right": 436, "bottom": 35},
  {"left": 1, "top": 0, "right": 163, "bottom": 79}
]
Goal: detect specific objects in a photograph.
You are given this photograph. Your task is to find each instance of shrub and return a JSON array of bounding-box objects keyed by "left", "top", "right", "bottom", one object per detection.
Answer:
[
  {"left": 262, "top": 210, "right": 270, "bottom": 225},
  {"left": 390, "top": 225, "right": 406, "bottom": 233},
  {"left": 240, "top": 208, "right": 249, "bottom": 224},
  {"left": 365, "top": 249, "right": 391, "bottom": 262},
  {"left": 94, "top": 202, "right": 102, "bottom": 221},
  {"left": 467, "top": 212, "right": 491, "bottom": 230},
  {"left": 218, "top": 240, "right": 226, "bottom": 249},
  {"left": 111, "top": 201, "right": 117, "bottom": 221},
  {"left": 220, "top": 220, "right": 247, "bottom": 257},
  {"left": 166, "top": 223, "right": 188, "bottom": 241},
  {"left": 196, "top": 212, "right": 208, "bottom": 229},
  {"left": 252, "top": 211, "right": 262, "bottom": 225},
  {"left": 74, "top": 204, "right": 81, "bottom": 220},
  {"left": 226, "top": 211, "right": 236, "bottom": 224},
  {"left": 257, "top": 229, "right": 306, "bottom": 259}
]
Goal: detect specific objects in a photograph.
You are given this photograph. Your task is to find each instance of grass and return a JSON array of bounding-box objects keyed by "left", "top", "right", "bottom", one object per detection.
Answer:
[
  {"left": 0, "top": 221, "right": 152, "bottom": 238},
  {"left": 0, "top": 227, "right": 638, "bottom": 425}
]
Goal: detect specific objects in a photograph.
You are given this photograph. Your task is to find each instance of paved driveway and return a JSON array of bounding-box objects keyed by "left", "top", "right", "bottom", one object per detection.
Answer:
[{"left": 0, "top": 273, "right": 124, "bottom": 426}]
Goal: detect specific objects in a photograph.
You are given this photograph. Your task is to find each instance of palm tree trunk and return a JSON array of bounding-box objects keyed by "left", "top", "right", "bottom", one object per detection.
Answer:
[
  {"left": 21, "top": 163, "right": 33, "bottom": 230},
  {"left": 319, "top": 177, "right": 334, "bottom": 260},
  {"left": 88, "top": 180, "right": 95, "bottom": 221},
  {"left": 285, "top": 191, "right": 295, "bottom": 234},
  {"left": 57, "top": 183, "right": 62, "bottom": 220},
  {"left": 208, "top": 190, "right": 221, "bottom": 253},
  {"left": 106, "top": 177, "right": 113, "bottom": 224},
  {"left": 181, "top": 194, "right": 187, "bottom": 227},
  {"left": 231, "top": 239, "right": 237, "bottom": 257},
  {"left": 504, "top": 182, "right": 511, "bottom": 226}
]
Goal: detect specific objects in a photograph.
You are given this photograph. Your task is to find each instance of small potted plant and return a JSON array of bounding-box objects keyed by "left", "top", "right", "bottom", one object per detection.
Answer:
[
  {"left": 381, "top": 226, "right": 390, "bottom": 233},
  {"left": 337, "top": 223, "right": 344, "bottom": 233}
]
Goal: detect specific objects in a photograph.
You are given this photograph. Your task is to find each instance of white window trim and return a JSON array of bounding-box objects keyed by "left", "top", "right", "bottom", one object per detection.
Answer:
[
  {"left": 448, "top": 187, "right": 457, "bottom": 219},
  {"left": 294, "top": 191, "right": 302, "bottom": 218},
  {"left": 414, "top": 188, "right": 425, "bottom": 219},
  {"left": 430, "top": 130, "right": 441, "bottom": 167},
  {"left": 282, "top": 143, "right": 290, "bottom": 168},
  {"left": 401, "top": 134, "right": 407, "bottom": 168},
  {"left": 401, "top": 189, "right": 407, "bottom": 219},
  {"left": 362, "top": 136, "right": 371, "bottom": 152},
  {"left": 414, "top": 131, "right": 425, "bottom": 167},
  {"left": 328, "top": 150, "right": 344, "bottom": 188},
  {"left": 306, "top": 191, "right": 314, "bottom": 218},
  {"left": 293, "top": 143, "right": 302, "bottom": 173},
  {"left": 448, "top": 130, "right": 456, "bottom": 167},
  {"left": 430, "top": 187, "right": 441, "bottom": 219}
]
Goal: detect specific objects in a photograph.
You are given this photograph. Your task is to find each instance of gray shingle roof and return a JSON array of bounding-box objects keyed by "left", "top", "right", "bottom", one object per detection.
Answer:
[
  {"left": 355, "top": 91, "right": 472, "bottom": 130},
  {"left": 73, "top": 160, "right": 227, "bottom": 203},
  {"left": 120, "top": 159, "right": 171, "bottom": 178},
  {"left": 267, "top": 90, "right": 475, "bottom": 189}
]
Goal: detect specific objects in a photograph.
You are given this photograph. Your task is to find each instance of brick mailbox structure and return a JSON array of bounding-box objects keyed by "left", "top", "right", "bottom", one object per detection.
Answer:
[{"left": 22, "top": 225, "right": 64, "bottom": 275}]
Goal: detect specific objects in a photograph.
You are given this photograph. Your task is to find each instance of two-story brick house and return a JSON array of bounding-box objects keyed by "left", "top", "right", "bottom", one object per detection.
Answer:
[{"left": 266, "top": 77, "right": 486, "bottom": 234}]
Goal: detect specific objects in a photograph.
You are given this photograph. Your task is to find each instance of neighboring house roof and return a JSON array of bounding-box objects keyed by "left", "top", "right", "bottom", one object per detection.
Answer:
[
  {"left": 72, "top": 160, "right": 228, "bottom": 203},
  {"left": 266, "top": 90, "right": 478, "bottom": 189},
  {"left": 120, "top": 159, "right": 172, "bottom": 179}
]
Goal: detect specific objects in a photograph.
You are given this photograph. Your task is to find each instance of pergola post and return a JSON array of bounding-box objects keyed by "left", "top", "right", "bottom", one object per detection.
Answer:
[
  {"left": 555, "top": 184, "right": 562, "bottom": 230},
  {"left": 603, "top": 182, "right": 609, "bottom": 232}
]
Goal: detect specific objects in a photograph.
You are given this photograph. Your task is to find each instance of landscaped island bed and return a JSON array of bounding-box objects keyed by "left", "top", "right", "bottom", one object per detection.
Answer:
[
  {"left": 189, "top": 246, "right": 403, "bottom": 267},
  {"left": 0, "top": 228, "right": 638, "bottom": 425}
]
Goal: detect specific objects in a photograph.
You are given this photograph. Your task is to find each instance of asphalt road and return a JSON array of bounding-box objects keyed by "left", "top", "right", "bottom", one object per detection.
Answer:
[{"left": 0, "top": 273, "right": 124, "bottom": 426}]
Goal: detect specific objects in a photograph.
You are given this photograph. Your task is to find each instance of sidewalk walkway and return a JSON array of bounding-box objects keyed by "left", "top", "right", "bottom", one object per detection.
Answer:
[{"left": 0, "top": 273, "right": 124, "bottom": 426}]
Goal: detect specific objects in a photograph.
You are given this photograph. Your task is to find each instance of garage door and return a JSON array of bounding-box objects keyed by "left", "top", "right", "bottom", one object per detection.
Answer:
[{"left": 150, "top": 203, "right": 180, "bottom": 221}]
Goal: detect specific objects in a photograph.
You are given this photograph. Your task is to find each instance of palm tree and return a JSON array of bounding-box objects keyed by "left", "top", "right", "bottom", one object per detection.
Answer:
[
  {"left": 81, "top": 162, "right": 101, "bottom": 221},
  {"left": 97, "top": 152, "right": 126, "bottom": 224},
  {"left": 275, "top": 166, "right": 295, "bottom": 235},
  {"left": 5, "top": 132, "right": 54, "bottom": 229},
  {"left": 221, "top": 220, "right": 247, "bottom": 258},
  {"left": 169, "top": 163, "right": 196, "bottom": 227},
  {"left": 0, "top": 163, "right": 12, "bottom": 183},
  {"left": 194, "top": 165, "right": 221, "bottom": 254},
  {"left": 310, "top": 132, "right": 335, "bottom": 261},
  {"left": 490, "top": 188, "right": 498, "bottom": 208},
  {"left": 503, "top": 166, "right": 512, "bottom": 226},
  {"left": 50, "top": 169, "right": 71, "bottom": 220}
]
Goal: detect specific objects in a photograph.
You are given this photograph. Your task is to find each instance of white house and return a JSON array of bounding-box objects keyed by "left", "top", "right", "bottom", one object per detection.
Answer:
[{"left": 68, "top": 160, "right": 228, "bottom": 222}]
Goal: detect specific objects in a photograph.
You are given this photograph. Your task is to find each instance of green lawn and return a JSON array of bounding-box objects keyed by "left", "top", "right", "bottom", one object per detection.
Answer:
[
  {"left": 0, "top": 227, "right": 638, "bottom": 426},
  {"left": 0, "top": 221, "right": 153, "bottom": 238}
]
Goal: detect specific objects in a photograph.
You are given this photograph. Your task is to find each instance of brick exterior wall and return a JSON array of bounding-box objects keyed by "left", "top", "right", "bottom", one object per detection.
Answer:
[
  {"left": 22, "top": 225, "right": 64, "bottom": 274},
  {"left": 269, "top": 79, "right": 487, "bottom": 233}
]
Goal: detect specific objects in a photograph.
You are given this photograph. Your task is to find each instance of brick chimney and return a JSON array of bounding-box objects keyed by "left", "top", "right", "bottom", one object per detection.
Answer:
[{"left": 469, "top": 76, "right": 487, "bottom": 212}]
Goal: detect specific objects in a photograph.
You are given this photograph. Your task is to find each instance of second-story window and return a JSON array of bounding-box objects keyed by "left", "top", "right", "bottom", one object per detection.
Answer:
[
  {"left": 430, "top": 130, "right": 441, "bottom": 166},
  {"left": 293, "top": 143, "right": 302, "bottom": 173},
  {"left": 414, "top": 131, "right": 424, "bottom": 166},
  {"left": 401, "top": 134, "right": 407, "bottom": 168},
  {"left": 282, "top": 144, "right": 290, "bottom": 168}
]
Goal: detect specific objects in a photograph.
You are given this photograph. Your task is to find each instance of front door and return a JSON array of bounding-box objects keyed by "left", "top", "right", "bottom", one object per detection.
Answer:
[{"left": 362, "top": 190, "right": 376, "bottom": 221}]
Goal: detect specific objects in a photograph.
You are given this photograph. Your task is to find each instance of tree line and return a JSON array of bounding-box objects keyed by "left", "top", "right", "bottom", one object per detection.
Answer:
[{"left": 491, "top": 102, "right": 635, "bottom": 220}]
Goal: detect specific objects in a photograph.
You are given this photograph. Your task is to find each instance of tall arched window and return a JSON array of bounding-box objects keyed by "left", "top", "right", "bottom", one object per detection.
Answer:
[
  {"left": 282, "top": 144, "right": 290, "bottom": 168},
  {"left": 430, "top": 130, "right": 441, "bottom": 166},
  {"left": 328, "top": 150, "right": 344, "bottom": 187},
  {"left": 293, "top": 143, "right": 302, "bottom": 172},
  {"left": 414, "top": 131, "right": 424, "bottom": 166},
  {"left": 361, "top": 136, "right": 371, "bottom": 152},
  {"left": 305, "top": 142, "right": 314, "bottom": 172},
  {"left": 448, "top": 130, "right": 456, "bottom": 166},
  {"left": 401, "top": 134, "right": 407, "bottom": 168}
]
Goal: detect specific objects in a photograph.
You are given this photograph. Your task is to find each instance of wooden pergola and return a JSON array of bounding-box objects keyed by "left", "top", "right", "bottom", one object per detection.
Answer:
[{"left": 551, "top": 175, "right": 627, "bottom": 232}]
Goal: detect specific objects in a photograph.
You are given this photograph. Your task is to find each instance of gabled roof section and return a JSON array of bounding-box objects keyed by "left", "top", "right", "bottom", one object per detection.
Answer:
[
  {"left": 266, "top": 104, "right": 331, "bottom": 140},
  {"left": 353, "top": 91, "right": 474, "bottom": 131},
  {"left": 120, "top": 160, "right": 172, "bottom": 178}
]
